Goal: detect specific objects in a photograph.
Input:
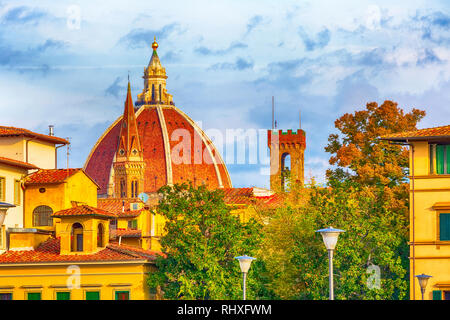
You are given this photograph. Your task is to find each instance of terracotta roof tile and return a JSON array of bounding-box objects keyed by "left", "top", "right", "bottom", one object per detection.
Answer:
[
  {"left": 110, "top": 229, "right": 142, "bottom": 238},
  {"left": 98, "top": 198, "right": 145, "bottom": 217},
  {"left": 52, "top": 205, "right": 117, "bottom": 219},
  {"left": 0, "top": 157, "right": 38, "bottom": 170},
  {"left": 380, "top": 125, "right": 450, "bottom": 141},
  {"left": 24, "top": 168, "right": 81, "bottom": 184},
  {"left": 221, "top": 187, "right": 284, "bottom": 209},
  {"left": 0, "top": 238, "right": 158, "bottom": 264},
  {"left": 0, "top": 126, "right": 69, "bottom": 145}
]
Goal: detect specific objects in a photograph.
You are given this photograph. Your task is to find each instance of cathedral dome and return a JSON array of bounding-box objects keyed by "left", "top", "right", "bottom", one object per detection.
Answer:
[{"left": 84, "top": 40, "right": 232, "bottom": 196}]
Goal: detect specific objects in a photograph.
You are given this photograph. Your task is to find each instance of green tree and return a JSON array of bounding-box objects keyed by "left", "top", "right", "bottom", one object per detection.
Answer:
[
  {"left": 259, "top": 179, "right": 408, "bottom": 299},
  {"left": 147, "top": 183, "right": 272, "bottom": 300}
]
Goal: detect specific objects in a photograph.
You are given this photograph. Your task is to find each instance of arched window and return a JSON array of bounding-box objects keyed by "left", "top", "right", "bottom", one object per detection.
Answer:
[
  {"left": 120, "top": 179, "right": 126, "bottom": 198},
  {"left": 97, "top": 223, "right": 104, "bottom": 247},
  {"left": 281, "top": 153, "right": 291, "bottom": 192},
  {"left": 71, "top": 223, "right": 83, "bottom": 252},
  {"left": 32, "top": 205, "right": 53, "bottom": 226},
  {"left": 159, "top": 84, "right": 162, "bottom": 102},
  {"left": 151, "top": 84, "right": 155, "bottom": 101},
  {"left": 131, "top": 180, "right": 138, "bottom": 198}
]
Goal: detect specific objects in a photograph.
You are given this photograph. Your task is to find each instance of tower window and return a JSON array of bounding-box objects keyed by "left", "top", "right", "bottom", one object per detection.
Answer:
[
  {"left": 71, "top": 223, "right": 83, "bottom": 252},
  {"left": 131, "top": 180, "right": 138, "bottom": 198},
  {"left": 97, "top": 223, "right": 104, "bottom": 247},
  {"left": 159, "top": 84, "right": 162, "bottom": 102},
  {"left": 152, "top": 84, "right": 155, "bottom": 101},
  {"left": 120, "top": 179, "right": 126, "bottom": 198}
]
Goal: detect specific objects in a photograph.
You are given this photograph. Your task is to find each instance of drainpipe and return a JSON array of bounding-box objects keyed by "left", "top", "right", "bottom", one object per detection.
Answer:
[{"left": 55, "top": 144, "right": 66, "bottom": 169}]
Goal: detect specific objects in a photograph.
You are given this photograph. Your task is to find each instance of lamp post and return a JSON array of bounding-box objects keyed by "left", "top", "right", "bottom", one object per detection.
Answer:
[
  {"left": 415, "top": 274, "right": 432, "bottom": 300},
  {"left": 316, "top": 226, "right": 345, "bottom": 300},
  {"left": 235, "top": 255, "right": 256, "bottom": 300}
]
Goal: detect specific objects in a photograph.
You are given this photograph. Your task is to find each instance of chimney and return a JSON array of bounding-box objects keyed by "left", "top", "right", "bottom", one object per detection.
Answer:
[{"left": 48, "top": 125, "right": 54, "bottom": 136}]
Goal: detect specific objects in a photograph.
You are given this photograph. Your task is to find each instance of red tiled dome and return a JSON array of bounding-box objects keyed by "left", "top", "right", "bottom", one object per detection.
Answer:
[
  {"left": 84, "top": 41, "right": 232, "bottom": 196},
  {"left": 84, "top": 105, "right": 232, "bottom": 195}
]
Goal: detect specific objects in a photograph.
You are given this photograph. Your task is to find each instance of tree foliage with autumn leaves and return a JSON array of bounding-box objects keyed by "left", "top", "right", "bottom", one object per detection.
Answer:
[{"left": 325, "top": 100, "right": 425, "bottom": 217}]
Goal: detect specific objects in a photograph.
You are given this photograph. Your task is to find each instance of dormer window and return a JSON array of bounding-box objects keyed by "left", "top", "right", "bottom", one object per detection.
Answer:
[{"left": 430, "top": 144, "right": 450, "bottom": 174}]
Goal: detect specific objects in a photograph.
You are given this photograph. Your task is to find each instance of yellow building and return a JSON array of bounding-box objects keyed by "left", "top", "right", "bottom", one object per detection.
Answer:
[
  {"left": 98, "top": 197, "right": 166, "bottom": 251},
  {"left": 22, "top": 168, "right": 99, "bottom": 233},
  {"left": 0, "top": 204, "right": 160, "bottom": 300},
  {"left": 0, "top": 157, "right": 38, "bottom": 253},
  {"left": 0, "top": 169, "right": 162, "bottom": 300},
  {"left": 383, "top": 125, "right": 450, "bottom": 300},
  {"left": 0, "top": 126, "right": 69, "bottom": 170}
]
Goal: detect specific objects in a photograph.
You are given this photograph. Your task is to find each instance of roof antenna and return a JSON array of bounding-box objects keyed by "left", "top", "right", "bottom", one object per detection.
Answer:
[
  {"left": 272, "top": 96, "right": 275, "bottom": 130},
  {"left": 128, "top": 71, "right": 130, "bottom": 83},
  {"left": 299, "top": 109, "right": 301, "bottom": 130}
]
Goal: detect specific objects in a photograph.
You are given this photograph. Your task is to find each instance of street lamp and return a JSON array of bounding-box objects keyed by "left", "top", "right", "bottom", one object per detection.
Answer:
[
  {"left": 316, "top": 226, "right": 345, "bottom": 300},
  {"left": 235, "top": 255, "right": 256, "bottom": 300},
  {"left": 416, "top": 274, "right": 432, "bottom": 300}
]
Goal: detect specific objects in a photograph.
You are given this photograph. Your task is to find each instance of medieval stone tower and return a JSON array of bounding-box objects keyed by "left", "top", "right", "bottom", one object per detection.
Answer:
[
  {"left": 112, "top": 81, "right": 146, "bottom": 199},
  {"left": 267, "top": 129, "right": 306, "bottom": 192}
]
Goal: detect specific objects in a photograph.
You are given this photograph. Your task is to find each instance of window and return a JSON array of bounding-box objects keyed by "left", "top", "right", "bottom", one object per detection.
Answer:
[
  {"left": 85, "top": 291, "right": 100, "bottom": 300},
  {"left": 115, "top": 291, "right": 130, "bottom": 300},
  {"left": 0, "top": 293, "right": 12, "bottom": 300},
  {"left": 128, "top": 219, "right": 138, "bottom": 230},
  {"left": 14, "top": 180, "right": 20, "bottom": 205},
  {"left": 120, "top": 179, "right": 126, "bottom": 198},
  {"left": 430, "top": 144, "right": 450, "bottom": 174},
  {"left": 32, "top": 205, "right": 53, "bottom": 227},
  {"left": 27, "top": 292, "right": 41, "bottom": 300},
  {"left": 128, "top": 219, "right": 137, "bottom": 230},
  {"left": 445, "top": 291, "right": 450, "bottom": 300},
  {"left": 56, "top": 291, "right": 70, "bottom": 300},
  {"left": 71, "top": 223, "right": 83, "bottom": 252},
  {"left": 0, "top": 177, "right": 5, "bottom": 201},
  {"left": 433, "top": 290, "right": 442, "bottom": 300},
  {"left": 97, "top": 223, "right": 104, "bottom": 247},
  {"left": 131, "top": 180, "right": 138, "bottom": 198},
  {"left": 439, "top": 213, "right": 450, "bottom": 241},
  {"left": 0, "top": 225, "right": 5, "bottom": 250}
]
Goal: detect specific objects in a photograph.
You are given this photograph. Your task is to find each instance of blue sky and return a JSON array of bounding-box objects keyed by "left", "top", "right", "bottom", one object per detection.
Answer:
[{"left": 1, "top": 0, "right": 450, "bottom": 189}]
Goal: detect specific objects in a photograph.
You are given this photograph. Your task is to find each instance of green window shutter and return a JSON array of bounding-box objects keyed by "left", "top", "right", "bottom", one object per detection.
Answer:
[
  {"left": 440, "top": 214, "right": 450, "bottom": 241},
  {"left": 86, "top": 291, "right": 100, "bottom": 300},
  {"left": 446, "top": 146, "right": 450, "bottom": 174},
  {"left": 437, "top": 145, "right": 445, "bottom": 174},
  {"left": 433, "top": 290, "right": 442, "bottom": 300},
  {"left": 27, "top": 292, "right": 41, "bottom": 300},
  {"left": 56, "top": 292, "right": 70, "bottom": 300},
  {"left": 115, "top": 291, "right": 130, "bottom": 300},
  {"left": 133, "top": 220, "right": 137, "bottom": 229}
]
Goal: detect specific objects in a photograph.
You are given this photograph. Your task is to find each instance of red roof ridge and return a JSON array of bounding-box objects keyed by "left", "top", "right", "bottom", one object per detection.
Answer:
[
  {"left": 0, "top": 125, "right": 69, "bottom": 145},
  {"left": 0, "top": 156, "right": 39, "bottom": 170},
  {"left": 52, "top": 204, "right": 117, "bottom": 219}
]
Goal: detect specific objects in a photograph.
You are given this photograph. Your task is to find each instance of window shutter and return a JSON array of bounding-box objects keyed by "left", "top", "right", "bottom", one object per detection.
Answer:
[
  {"left": 440, "top": 213, "right": 450, "bottom": 241},
  {"left": 86, "top": 291, "right": 100, "bottom": 300},
  {"left": 446, "top": 146, "right": 450, "bottom": 174},
  {"left": 433, "top": 290, "right": 442, "bottom": 300},
  {"left": 56, "top": 292, "right": 70, "bottom": 300},
  {"left": 437, "top": 145, "right": 445, "bottom": 174}
]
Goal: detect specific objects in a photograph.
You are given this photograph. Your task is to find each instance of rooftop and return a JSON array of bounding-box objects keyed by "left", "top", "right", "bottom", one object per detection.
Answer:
[
  {"left": 52, "top": 205, "right": 117, "bottom": 219},
  {"left": 0, "top": 237, "right": 161, "bottom": 264},
  {"left": 0, "top": 126, "right": 69, "bottom": 145},
  {"left": 380, "top": 125, "right": 450, "bottom": 142},
  {"left": 0, "top": 156, "right": 38, "bottom": 170}
]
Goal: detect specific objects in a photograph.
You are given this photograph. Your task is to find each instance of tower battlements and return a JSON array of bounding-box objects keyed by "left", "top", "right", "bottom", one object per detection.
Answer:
[
  {"left": 267, "top": 129, "right": 306, "bottom": 192},
  {"left": 267, "top": 129, "right": 306, "bottom": 149}
]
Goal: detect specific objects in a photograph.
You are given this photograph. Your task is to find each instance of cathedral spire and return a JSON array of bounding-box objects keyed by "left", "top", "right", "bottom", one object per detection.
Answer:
[{"left": 117, "top": 80, "right": 142, "bottom": 161}]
